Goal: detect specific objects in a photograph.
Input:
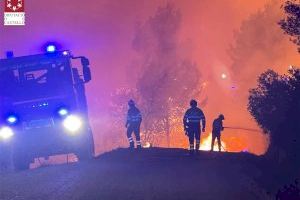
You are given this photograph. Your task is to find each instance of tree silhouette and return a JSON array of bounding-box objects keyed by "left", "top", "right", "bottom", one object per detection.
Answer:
[
  {"left": 248, "top": 68, "right": 300, "bottom": 168},
  {"left": 276, "top": 179, "right": 300, "bottom": 200},
  {"left": 279, "top": 0, "right": 300, "bottom": 52}
]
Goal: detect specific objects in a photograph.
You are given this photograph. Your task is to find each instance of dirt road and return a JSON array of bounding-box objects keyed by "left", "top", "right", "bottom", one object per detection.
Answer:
[{"left": 0, "top": 148, "right": 269, "bottom": 200}]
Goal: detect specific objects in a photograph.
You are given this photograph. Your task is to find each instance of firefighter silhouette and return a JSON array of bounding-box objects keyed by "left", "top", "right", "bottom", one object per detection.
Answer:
[
  {"left": 126, "top": 100, "right": 142, "bottom": 149},
  {"left": 183, "top": 99, "right": 206, "bottom": 154},
  {"left": 211, "top": 114, "right": 225, "bottom": 152}
]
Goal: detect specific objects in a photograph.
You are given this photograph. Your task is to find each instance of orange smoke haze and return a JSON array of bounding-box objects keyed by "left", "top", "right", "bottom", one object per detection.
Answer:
[{"left": 1, "top": 0, "right": 299, "bottom": 155}]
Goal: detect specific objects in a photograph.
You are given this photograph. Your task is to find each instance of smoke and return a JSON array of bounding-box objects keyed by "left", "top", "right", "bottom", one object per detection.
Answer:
[
  {"left": 230, "top": 0, "right": 300, "bottom": 89},
  {"left": 227, "top": 0, "right": 300, "bottom": 154},
  {"left": 133, "top": 4, "right": 203, "bottom": 109}
]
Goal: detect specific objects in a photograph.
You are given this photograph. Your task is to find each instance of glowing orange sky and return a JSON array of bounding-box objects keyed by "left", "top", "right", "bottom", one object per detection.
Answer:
[{"left": 1, "top": 0, "right": 299, "bottom": 155}]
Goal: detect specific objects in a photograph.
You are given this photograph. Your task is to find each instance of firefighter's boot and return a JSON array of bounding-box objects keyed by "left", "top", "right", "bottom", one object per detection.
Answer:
[
  {"left": 189, "top": 144, "right": 194, "bottom": 155},
  {"left": 128, "top": 137, "right": 134, "bottom": 149},
  {"left": 136, "top": 141, "right": 142, "bottom": 150},
  {"left": 196, "top": 143, "right": 200, "bottom": 154},
  {"left": 129, "top": 142, "right": 134, "bottom": 150}
]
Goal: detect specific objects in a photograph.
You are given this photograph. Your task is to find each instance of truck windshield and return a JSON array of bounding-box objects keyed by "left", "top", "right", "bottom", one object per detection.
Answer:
[{"left": 0, "top": 62, "right": 73, "bottom": 105}]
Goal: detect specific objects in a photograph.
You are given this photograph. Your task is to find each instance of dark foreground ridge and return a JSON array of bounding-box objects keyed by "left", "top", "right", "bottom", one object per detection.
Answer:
[
  {"left": 0, "top": 148, "right": 268, "bottom": 200},
  {"left": 98, "top": 147, "right": 258, "bottom": 163}
]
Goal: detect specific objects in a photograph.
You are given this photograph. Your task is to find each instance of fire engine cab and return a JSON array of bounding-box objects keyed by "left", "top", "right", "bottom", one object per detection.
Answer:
[{"left": 0, "top": 46, "right": 94, "bottom": 170}]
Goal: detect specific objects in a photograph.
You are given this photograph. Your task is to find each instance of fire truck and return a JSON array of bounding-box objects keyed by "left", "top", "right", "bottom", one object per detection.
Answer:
[{"left": 0, "top": 46, "right": 94, "bottom": 170}]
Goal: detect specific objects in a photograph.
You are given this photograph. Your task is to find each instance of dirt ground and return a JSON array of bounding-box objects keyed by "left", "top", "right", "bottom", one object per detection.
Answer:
[{"left": 0, "top": 148, "right": 271, "bottom": 200}]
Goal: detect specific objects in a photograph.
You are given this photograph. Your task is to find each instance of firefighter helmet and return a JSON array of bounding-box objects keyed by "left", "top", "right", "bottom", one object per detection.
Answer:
[
  {"left": 190, "top": 99, "right": 197, "bottom": 107},
  {"left": 128, "top": 99, "right": 135, "bottom": 107},
  {"left": 219, "top": 114, "right": 225, "bottom": 120}
]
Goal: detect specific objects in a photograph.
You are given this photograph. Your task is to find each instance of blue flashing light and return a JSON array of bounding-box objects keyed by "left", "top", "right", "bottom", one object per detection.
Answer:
[
  {"left": 7, "top": 115, "right": 17, "bottom": 124},
  {"left": 62, "top": 51, "right": 69, "bottom": 56},
  {"left": 46, "top": 45, "right": 56, "bottom": 53},
  {"left": 58, "top": 108, "right": 68, "bottom": 116}
]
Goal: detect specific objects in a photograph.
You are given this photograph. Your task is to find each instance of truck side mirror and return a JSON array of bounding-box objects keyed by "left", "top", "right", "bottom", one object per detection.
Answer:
[
  {"left": 81, "top": 57, "right": 91, "bottom": 83},
  {"left": 83, "top": 66, "right": 92, "bottom": 83},
  {"left": 81, "top": 57, "right": 90, "bottom": 66}
]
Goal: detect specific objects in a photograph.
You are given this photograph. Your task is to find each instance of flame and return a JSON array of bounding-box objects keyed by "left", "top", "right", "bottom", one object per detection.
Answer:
[
  {"left": 200, "top": 133, "right": 226, "bottom": 152},
  {"left": 143, "top": 142, "right": 152, "bottom": 148}
]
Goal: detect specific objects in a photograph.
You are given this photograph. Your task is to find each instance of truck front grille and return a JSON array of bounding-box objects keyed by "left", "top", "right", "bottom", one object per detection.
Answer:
[{"left": 24, "top": 118, "right": 54, "bottom": 129}]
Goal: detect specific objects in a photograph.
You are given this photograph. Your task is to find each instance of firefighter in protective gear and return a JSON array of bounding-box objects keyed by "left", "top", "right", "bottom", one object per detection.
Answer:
[
  {"left": 126, "top": 100, "right": 142, "bottom": 149},
  {"left": 183, "top": 99, "right": 206, "bottom": 154},
  {"left": 211, "top": 114, "right": 225, "bottom": 152}
]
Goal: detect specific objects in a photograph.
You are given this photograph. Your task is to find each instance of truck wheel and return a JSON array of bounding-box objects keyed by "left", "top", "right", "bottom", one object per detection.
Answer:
[
  {"left": 76, "top": 130, "right": 95, "bottom": 161},
  {"left": 13, "top": 155, "right": 31, "bottom": 171}
]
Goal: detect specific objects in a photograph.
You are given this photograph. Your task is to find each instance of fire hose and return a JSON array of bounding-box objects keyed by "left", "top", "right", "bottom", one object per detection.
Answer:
[
  {"left": 220, "top": 126, "right": 261, "bottom": 152},
  {"left": 216, "top": 127, "right": 261, "bottom": 152},
  {"left": 223, "top": 126, "right": 261, "bottom": 132}
]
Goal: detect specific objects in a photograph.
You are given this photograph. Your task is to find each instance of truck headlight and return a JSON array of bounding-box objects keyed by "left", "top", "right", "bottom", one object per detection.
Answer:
[
  {"left": 0, "top": 127, "right": 14, "bottom": 140},
  {"left": 63, "top": 115, "right": 82, "bottom": 133}
]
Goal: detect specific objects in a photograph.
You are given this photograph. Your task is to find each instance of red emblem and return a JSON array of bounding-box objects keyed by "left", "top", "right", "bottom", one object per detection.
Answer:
[{"left": 5, "top": 0, "right": 24, "bottom": 12}]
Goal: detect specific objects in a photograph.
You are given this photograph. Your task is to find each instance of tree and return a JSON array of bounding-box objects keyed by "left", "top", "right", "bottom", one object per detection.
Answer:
[
  {"left": 279, "top": 0, "right": 300, "bottom": 52},
  {"left": 132, "top": 4, "right": 205, "bottom": 147},
  {"left": 248, "top": 69, "right": 300, "bottom": 166}
]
